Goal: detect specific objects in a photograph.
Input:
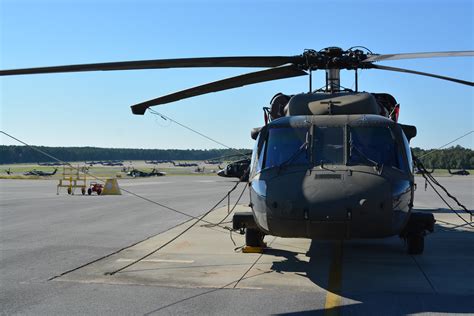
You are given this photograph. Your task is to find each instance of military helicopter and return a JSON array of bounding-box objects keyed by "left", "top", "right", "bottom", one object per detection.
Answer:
[
  {"left": 448, "top": 169, "right": 470, "bottom": 176},
  {"left": 1, "top": 46, "right": 473, "bottom": 254},
  {"left": 101, "top": 160, "right": 124, "bottom": 166},
  {"left": 145, "top": 160, "right": 173, "bottom": 164},
  {"left": 24, "top": 168, "right": 58, "bottom": 176},
  {"left": 217, "top": 158, "right": 251, "bottom": 181},
  {"left": 172, "top": 162, "right": 198, "bottom": 167},
  {"left": 127, "top": 168, "right": 166, "bottom": 177},
  {"left": 37, "top": 161, "right": 64, "bottom": 166}
]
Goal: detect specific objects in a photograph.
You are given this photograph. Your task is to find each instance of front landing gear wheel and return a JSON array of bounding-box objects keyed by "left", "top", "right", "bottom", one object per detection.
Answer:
[
  {"left": 407, "top": 235, "right": 424, "bottom": 255},
  {"left": 245, "top": 228, "right": 266, "bottom": 248}
]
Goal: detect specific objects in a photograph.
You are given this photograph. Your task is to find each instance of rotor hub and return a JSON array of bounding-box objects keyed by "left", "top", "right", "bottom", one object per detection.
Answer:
[{"left": 301, "top": 47, "right": 371, "bottom": 70}]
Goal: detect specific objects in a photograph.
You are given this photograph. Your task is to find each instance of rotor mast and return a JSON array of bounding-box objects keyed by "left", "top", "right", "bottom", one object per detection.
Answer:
[{"left": 325, "top": 68, "right": 341, "bottom": 93}]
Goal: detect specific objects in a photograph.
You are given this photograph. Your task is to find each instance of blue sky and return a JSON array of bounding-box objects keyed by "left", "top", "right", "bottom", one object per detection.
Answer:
[{"left": 1, "top": 0, "right": 473, "bottom": 150}]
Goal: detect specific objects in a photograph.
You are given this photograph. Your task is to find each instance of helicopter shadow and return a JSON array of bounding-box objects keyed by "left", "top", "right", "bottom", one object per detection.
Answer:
[{"left": 264, "top": 222, "right": 474, "bottom": 315}]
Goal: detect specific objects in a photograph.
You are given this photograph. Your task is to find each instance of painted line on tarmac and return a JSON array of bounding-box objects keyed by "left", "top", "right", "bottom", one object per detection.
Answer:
[
  {"left": 193, "top": 180, "right": 217, "bottom": 183},
  {"left": 324, "top": 240, "right": 343, "bottom": 316},
  {"left": 48, "top": 216, "right": 198, "bottom": 281},
  {"left": 116, "top": 258, "right": 194, "bottom": 264},
  {"left": 120, "top": 181, "right": 173, "bottom": 187}
]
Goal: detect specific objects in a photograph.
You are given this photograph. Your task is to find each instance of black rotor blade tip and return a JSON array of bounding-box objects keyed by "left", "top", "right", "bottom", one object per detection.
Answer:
[{"left": 131, "top": 105, "right": 147, "bottom": 115}]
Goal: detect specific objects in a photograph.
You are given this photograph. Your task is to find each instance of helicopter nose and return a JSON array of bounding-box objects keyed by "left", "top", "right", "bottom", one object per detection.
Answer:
[
  {"left": 217, "top": 169, "right": 226, "bottom": 177},
  {"left": 264, "top": 170, "right": 394, "bottom": 238},
  {"left": 305, "top": 173, "right": 391, "bottom": 222}
]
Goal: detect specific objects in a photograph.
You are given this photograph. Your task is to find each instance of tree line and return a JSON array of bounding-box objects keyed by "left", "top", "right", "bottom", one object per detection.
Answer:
[
  {"left": 412, "top": 145, "right": 473, "bottom": 169},
  {"left": 0, "top": 145, "right": 250, "bottom": 164},
  {"left": 1, "top": 145, "right": 473, "bottom": 169}
]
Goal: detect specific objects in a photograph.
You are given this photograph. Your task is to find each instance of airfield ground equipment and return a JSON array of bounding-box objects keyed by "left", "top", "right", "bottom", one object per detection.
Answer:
[
  {"left": 101, "top": 178, "right": 122, "bottom": 195},
  {"left": 87, "top": 182, "right": 103, "bottom": 195},
  {"left": 2, "top": 46, "right": 472, "bottom": 255},
  {"left": 57, "top": 166, "right": 86, "bottom": 195}
]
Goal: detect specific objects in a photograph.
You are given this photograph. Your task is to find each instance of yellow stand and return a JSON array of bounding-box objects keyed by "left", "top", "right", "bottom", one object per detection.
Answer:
[{"left": 57, "top": 166, "right": 86, "bottom": 195}]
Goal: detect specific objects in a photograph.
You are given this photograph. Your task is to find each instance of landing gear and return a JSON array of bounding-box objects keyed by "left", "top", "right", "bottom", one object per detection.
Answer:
[
  {"left": 233, "top": 212, "right": 266, "bottom": 252},
  {"left": 245, "top": 228, "right": 266, "bottom": 248},
  {"left": 400, "top": 212, "right": 435, "bottom": 255}
]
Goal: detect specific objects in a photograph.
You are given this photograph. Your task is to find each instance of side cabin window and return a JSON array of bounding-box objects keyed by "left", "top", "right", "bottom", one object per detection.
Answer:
[
  {"left": 349, "top": 126, "right": 402, "bottom": 169},
  {"left": 313, "top": 126, "right": 344, "bottom": 165},
  {"left": 400, "top": 128, "right": 413, "bottom": 172},
  {"left": 250, "top": 132, "right": 266, "bottom": 176},
  {"left": 257, "top": 141, "right": 266, "bottom": 171},
  {"left": 265, "top": 127, "right": 309, "bottom": 169}
]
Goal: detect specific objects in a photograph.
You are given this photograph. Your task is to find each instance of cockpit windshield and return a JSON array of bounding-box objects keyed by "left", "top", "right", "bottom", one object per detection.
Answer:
[
  {"left": 313, "top": 126, "right": 344, "bottom": 165},
  {"left": 349, "top": 126, "right": 401, "bottom": 168},
  {"left": 265, "top": 127, "right": 309, "bottom": 168}
]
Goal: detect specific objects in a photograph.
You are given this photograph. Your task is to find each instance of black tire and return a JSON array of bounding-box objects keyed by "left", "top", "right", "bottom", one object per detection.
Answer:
[
  {"left": 97, "top": 189, "right": 102, "bottom": 195},
  {"left": 81, "top": 188, "right": 86, "bottom": 195},
  {"left": 87, "top": 188, "right": 92, "bottom": 195},
  {"left": 245, "top": 228, "right": 265, "bottom": 247},
  {"left": 407, "top": 235, "right": 424, "bottom": 255},
  {"left": 67, "top": 188, "right": 72, "bottom": 195}
]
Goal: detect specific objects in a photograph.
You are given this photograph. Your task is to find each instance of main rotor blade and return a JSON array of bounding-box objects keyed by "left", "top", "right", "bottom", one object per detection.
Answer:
[
  {"left": 363, "top": 51, "right": 474, "bottom": 62},
  {"left": 131, "top": 65, "right": 307, "bottom": 115},
  {"left": 371, "top": 64, "right": 474, "bottom": 86},
  {"left": 0, "top": 56, "right": 300, "bottom": 76}
]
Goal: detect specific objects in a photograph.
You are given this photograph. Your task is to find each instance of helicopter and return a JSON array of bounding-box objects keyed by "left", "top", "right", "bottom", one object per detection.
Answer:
[
  {"left": 24, "top": 168, "right": 58, "bottom": 176},
  {"left": 1, "top": 46, "right": 473, "bottom": 255},
  {"left": 145, "top": 160, "right": 173, "bottom": 164},
  {"left": 37, "top": 161, "right": 64, "bottom": 166},
  {"left": 448, "top": 169, "right": 470, "bottom": 176},
  {"left": 101, "top": 160, "right": 124, "bottom": 166},
  {"left": 85, "top": 161, "right": 103, "bottom": 166},
  {"left": 127, "top": 168, "right": 166, "bottom": 177},
  {"left": 172, "top": 161, "right": 199, "bottom": 167},
  {"left": 217, "top": 157, "right": 251, "bottom": 182}
]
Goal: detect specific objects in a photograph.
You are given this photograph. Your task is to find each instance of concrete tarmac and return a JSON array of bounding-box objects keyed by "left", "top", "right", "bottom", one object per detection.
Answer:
[{"left": 1, "top": 175, "right": 473, "bottom": 315}]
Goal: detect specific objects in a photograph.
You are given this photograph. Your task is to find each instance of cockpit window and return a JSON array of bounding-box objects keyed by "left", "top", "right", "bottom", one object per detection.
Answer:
[
  {"left": 349, "top": 126, "right": 400, "bottom": 168},
  {"left": 313, "top": 126, "right": 344, "bottom": 165},
  {"left": 265, "top": 127, "right": 308, "bottom": 168}
]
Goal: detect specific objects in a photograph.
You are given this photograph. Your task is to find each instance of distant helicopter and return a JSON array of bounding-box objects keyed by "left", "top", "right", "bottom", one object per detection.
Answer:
[
  {"left": 2, "top": 47, "right": 473, "bottom": 254},
  {"left": 448, "top": 169, "right": 470, "bottom": 176},
  {"left": 205, "top": 160, "right": 223, "bottom": 165},
  {"left": 127, "top": 168, "right": 165, "bottom": 177},
  {"left": 24, "top": 168, "right": 58, "bottom": 176},
  {"left": 101, "top": 160, "right": 124, "bottom": 166},
  {"left": 38, "top": 161, "right": 63, "bottom": 166},
  {"left": 172, "top": 162, "right": 198, "bottom": 167},
  {"left": 217, "top": 158, "right": 251, "bottom": 182}
]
